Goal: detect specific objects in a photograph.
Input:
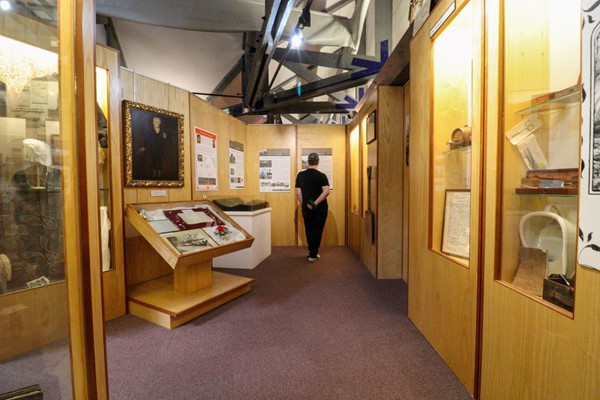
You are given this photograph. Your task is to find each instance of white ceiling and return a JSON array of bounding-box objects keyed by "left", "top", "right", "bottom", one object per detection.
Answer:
[
  {"left": 97, "top": 0, "right": 359, "bottom": 103},
  {"left": 108, "top": 19, "right": 244, "bottom": 96}
]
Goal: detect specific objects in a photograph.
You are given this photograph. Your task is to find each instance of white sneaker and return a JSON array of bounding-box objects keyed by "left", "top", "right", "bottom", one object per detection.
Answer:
[
  {"left": 307, "top": 252, "right": 320, "bottom": 259},
  {"left": 307, "top": 256, "right": 319, "bottom": 262}
]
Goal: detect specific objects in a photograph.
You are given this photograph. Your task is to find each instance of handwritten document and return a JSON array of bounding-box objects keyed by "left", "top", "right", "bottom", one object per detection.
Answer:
[{"left": 441, "top": 190, "right": 470, "bottom": 259}]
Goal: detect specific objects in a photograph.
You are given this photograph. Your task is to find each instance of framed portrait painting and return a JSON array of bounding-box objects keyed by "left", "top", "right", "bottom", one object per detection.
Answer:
[{"left": 123, "top": 100, "right": 184, "bottom": 187}]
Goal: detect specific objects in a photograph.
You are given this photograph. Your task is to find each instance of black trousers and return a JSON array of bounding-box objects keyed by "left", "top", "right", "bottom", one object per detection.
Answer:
[{"left": 303, "top": 208, "right": 327, "bottom": 258}]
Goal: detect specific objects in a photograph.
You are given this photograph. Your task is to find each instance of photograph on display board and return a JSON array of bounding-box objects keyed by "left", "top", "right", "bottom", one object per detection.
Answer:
[
  {"left": 123, "top": 100, "right": 184, "bottom": 187},
  {"left": 161, "top": 228, "right": 217, "bottom": 255}
]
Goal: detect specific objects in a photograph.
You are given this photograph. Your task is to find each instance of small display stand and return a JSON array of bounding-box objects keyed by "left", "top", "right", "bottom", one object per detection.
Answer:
[
  {"left": 125, "top": 200, "right": 255, "bottom": 328},
  {"left": 213, "top": 208, "right": 272, "bottom": 269}
]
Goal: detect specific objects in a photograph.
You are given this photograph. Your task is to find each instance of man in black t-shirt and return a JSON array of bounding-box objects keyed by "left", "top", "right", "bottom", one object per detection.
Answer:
[{"left": 295, "top": 153, "right": 330, "bottom": 261}]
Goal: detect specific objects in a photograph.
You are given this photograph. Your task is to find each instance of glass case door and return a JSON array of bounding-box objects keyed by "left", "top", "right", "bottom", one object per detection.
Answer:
[
  {"left": 1, "top": 1, "right": 107, "bottom": 398},
  {"left": 497, "top": 0, "right": 580, "bottom": 314},
  {"left": 430, "top": 1, "right": 475, "bottom": 267},
  {"left": 0, "top": 1, "right": 73, "bottom": 398}
]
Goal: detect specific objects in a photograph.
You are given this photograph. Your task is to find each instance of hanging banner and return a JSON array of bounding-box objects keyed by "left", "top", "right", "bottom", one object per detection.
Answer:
[
  {"left": 194, "top": 127, "right": 218, "bottom": 191},
  {"left": 300, "top": 148, "right": 333, "bottom": 190},
  {"left": 579, "top": 1, "right": 600, "bottom": 270},
  {"left": 229, "top": 140, "right": 245, "bottom": 189},
  {"left": 259, "top": 148, "right": 291, "bottom": 192}
]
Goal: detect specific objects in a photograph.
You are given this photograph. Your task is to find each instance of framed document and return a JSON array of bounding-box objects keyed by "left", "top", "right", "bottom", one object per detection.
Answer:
[
  {"left": 366, "top": 111, "right": 376, "bottom": 144},
  {"left": 441, "top": 189, "right": 470, "bottom": 259}
]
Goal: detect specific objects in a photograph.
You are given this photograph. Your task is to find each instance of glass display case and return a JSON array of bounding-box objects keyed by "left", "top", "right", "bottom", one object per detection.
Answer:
[
  {"left": 125, "top": 200, "right": 255, "bottom": 328},
  {"left": 429, "top": 1, "right": 474, "bottom": 267},
  {"left": 126, "top": 200, "right": 254, "bottom": 266},
  {"left": 497, "top": 0, "right": 580, "bottom": 314},
  {"left": 0, "top": 34, "right": 64, "bottom": 295}
]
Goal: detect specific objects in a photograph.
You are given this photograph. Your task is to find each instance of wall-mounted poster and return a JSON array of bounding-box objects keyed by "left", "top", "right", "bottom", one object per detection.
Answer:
[
  {"left": 259, "top": 148, "right": 291, "bottom": 192},
  {"left": 194, "top": 127, "right": 218, "bottom": 191},
  {"left": 300, "top": 148, "right": 333, "bottom": 190},
  {"left": 229, "top": 140, "right": 245, "bottom": 189},
  {"left": 579, "top": 2, "right": 600, "bottom": 271}
]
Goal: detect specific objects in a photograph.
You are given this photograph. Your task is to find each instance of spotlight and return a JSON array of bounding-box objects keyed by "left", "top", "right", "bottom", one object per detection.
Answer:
[
  {"left": 0, "top": 1, "right": 11, "bottom": 11},
  {"left": 291, "top": 29, "right": 303, "bottom": 48}
]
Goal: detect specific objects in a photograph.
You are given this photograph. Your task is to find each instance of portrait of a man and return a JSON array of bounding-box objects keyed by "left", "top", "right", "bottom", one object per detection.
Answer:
[{"left": 123, "top": 101, "right": 184, "bottom": 187}]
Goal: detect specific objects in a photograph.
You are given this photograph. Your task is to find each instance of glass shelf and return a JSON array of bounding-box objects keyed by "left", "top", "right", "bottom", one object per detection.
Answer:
[
  {"left": 516, "top": 89, "right": 580, "bottom": 116},
  {"left": 444, "top": 145, "right": 472, "bottom": 155},
  {"left": 513, "top": 192, "right": 577, "bottom": 198}
]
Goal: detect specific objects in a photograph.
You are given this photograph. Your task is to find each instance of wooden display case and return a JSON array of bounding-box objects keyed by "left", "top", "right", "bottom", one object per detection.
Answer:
[
  {"left": 496, "top": 0, "right": 580, "bottom": 314},
  {"left": 429, "top": 1, "right": 475, "bottom": 268},
  {"left": 125, "top": 200, "right": 255, "bottom": 328}
]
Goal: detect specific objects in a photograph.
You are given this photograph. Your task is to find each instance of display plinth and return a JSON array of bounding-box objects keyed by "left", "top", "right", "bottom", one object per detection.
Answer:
[
  {"left": 213, "top": 208, "right": 272, "bottom": 269},
  {"left": 128, "top": 271, "right": 254, "bottom": 329},
  {"left": 124, "top": 200, "right": 255, "bottom": 328}
]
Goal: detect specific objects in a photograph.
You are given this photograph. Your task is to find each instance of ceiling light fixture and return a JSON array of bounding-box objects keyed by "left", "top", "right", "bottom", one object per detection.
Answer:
[
  {"left": 291, "top": 29, "right": 303, "bottom": 48},
  {"left": 0, "top": 1, "right": 11, "bottom": 11}
]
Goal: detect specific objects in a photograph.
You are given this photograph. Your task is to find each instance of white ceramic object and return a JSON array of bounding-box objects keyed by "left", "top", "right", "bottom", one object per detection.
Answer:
[{"left": 519, "top": 205, "right": 576, "bottom": 278}]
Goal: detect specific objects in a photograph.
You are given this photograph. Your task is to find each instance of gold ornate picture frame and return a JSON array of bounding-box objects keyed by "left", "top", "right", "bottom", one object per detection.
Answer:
[{"left": 123, "top": 100, "right": 184, "bottom": 187}]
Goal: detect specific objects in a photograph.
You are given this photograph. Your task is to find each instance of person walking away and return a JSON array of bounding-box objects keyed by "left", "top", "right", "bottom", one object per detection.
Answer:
[{"left": 295, "top": 153, "right": 330, "bottom": 261}]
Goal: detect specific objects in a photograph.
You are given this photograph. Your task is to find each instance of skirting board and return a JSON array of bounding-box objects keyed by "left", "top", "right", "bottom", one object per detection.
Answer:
[{"left": 127, "top": 271, "right": 254, "bottom": 329}]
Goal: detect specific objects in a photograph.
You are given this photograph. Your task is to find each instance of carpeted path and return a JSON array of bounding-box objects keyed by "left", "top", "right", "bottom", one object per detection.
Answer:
[
  {"left": 1, "top": 246, "right": 472, "bottom": 400},
  {"left": 105, "top": 246, "right": 472, "bottom": 400}
]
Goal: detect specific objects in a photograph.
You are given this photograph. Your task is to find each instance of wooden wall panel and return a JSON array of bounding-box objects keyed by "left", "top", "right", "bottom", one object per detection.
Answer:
[
  {"left": 348, "top": 212, "right": 360, "bottom": 254},
  {"left": 0, "top": 283, "right": 68, "bottom": 361},
  {"left": 377, "top": 86, "right": 404, "bottom": 279},
  {"left": 167, "top": 87, "right": 191, "bottom": 202},
  {"left": 353, "top": 91, "right": 377, "bottom": 273},
  {"left": 0, "top": 12, "right": 57, "bottom": 51},
  {"left": 348, "top": 125, "right": 361, "bottom": 255},
  {"left": 246, "top": 124, "right": 297, "bottom": 246},
  {"left": 480, "top": 1, "right": 600, "bottom": 398},
  {"left": 120, "top": 70, "right": 192, "bottom": 288},
  {"left": 347, "top": 85, "right": 406, "bottom": 279},
  {"left": 189, "top": 95, "right": 247, "bottom": 201},
  {"left": 403, "top": 83, "right": 411, "bottom": 283},
  {"left": 361, "top": 131, "right": 377, "bottom": 276},
  {"left": 296, "top": 125, "right": 346, "bottom": 247},
  {"left": 408, "top": 0, "right": 479, "bottom": 394},
  {"left": 96, "top": 45, "right": 126, "bottom": 320}
]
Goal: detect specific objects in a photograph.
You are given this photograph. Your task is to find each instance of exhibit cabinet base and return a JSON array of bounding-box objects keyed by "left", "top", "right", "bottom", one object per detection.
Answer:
[
  {"left": 127, "top": 271, "right": 254, "bottom": 329},
  {"left": 213, "top": 208, "right": 272, "bottom": 270},
  {"left": 124, "top": 200, "right": 256, "bottom": 329}
]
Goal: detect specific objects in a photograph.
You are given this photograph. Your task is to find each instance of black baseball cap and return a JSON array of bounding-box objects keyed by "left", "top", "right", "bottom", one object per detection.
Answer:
[{"left": 308, "top": 152, "right": 319, "bottom": 165}]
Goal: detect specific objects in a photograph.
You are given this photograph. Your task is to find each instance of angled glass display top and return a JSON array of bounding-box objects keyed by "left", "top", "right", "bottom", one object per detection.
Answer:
[{"left": 125, "top": 200, "right": 254, "bottom": 269}]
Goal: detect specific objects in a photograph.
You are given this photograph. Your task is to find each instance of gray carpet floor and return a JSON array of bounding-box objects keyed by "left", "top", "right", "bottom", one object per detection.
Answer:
[{"left": 1, "top": 246, "right": 473, "bottom": 400}]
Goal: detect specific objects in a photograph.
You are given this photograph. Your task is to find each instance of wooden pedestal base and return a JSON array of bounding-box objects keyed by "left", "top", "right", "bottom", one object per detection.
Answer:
[{"left": 127, "top": 271, "right": 254, "bottom": 329}]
